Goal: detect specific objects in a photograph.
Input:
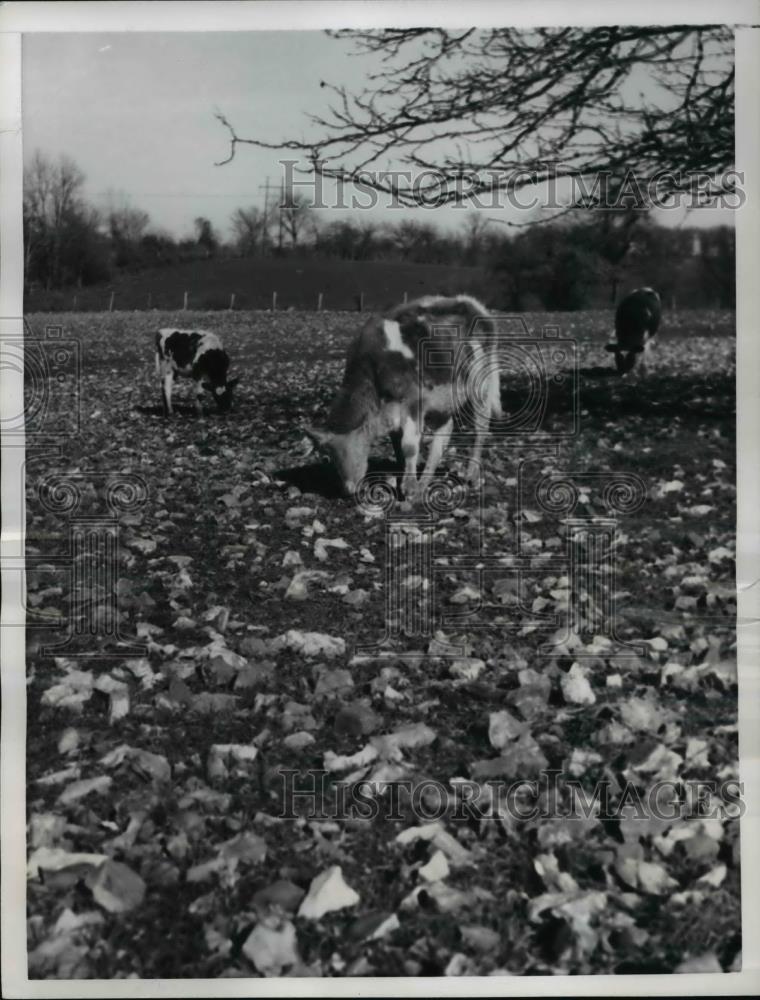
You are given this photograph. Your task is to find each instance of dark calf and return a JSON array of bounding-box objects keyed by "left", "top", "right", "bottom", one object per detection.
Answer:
[
  {"left": 605, "top": 288, "right": 662, "bottom": 375},
  {"left": 155, "top": 329, "right": 238, "bottom": 416}
]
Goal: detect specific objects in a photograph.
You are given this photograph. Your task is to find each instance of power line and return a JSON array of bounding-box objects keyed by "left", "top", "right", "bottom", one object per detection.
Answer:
[{"left": 92, "top": 191, "right": 264, "bottom": 200}]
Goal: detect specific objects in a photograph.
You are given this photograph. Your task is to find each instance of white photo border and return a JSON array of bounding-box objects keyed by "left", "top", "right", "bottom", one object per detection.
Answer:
[{"left": 2, "top": 2, "right": 758, "bottom": 997}]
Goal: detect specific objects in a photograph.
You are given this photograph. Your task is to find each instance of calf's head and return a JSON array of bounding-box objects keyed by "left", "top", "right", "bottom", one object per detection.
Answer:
[
  {"left": 203, "top": 376, "right": 239, "bottom": 412},
  {"left": 306, "top": 424, "right": 371, "bottom": 497}
]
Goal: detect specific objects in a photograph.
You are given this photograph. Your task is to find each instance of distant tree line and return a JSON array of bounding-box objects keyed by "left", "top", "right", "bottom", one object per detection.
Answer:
[
  {"left": 23, "top": 151, "right": 224, "bottom": 292},
  {"left": 24, "top": 151, "right": 735, "bottom": 310}
]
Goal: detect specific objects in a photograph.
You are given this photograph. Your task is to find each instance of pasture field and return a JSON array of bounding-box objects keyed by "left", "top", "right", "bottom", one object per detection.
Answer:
[
  {"left": 24, "top": 256, "right": 489, "bottom": 314},
  {"left": 24, "top": 308, "right": 738, "bottom": 978}
]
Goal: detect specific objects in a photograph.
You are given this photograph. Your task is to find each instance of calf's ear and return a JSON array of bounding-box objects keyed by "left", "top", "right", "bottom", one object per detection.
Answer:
[
  {"left": 227, "top": 377, "right": 240, "bottom": 389},
  {"left": 202, "top": 380, "right": 214, "bottom": 392},
  {"left": 304, "top": 425, "right": 333, "bottom": 449}
]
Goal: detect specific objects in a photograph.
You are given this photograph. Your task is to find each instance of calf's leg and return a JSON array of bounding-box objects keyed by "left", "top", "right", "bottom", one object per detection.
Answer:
[
  {"left": 422, "top": 418, "right": 453, "bottom": 479},
  {"left": 400, "top": 414, "right": 422, "bottom": 497},
  {"left": 466, "top": 411, "right": 490, "bottom": 485},
  {"left": 193, "top": 380, "right": 205, "bottom": 415},
  {"left": 639, "top": 336, "right": 656, "bottom": 376},
  {"left": 390, "top": 428, "right": 404, "bottom": 470},
  {"left": 161, "top": 369, "right": 174, "bottom": 416}
]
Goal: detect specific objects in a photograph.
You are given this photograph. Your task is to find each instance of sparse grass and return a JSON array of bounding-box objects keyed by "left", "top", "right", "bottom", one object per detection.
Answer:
[{"left": 25, "top": 307, "right": 738, "bottom": 978}]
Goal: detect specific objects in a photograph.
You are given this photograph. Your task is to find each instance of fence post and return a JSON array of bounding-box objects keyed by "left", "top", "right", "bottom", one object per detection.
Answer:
[
  {"left": 229, "top": 293, "right": 236, "bottom": 311},
  {"left": 183, "top": 291, "right": 188, "bottom": 311},
  {"left": 272, "top": 291, "right": 277, "bottom": 311},
  {"left": 317, "top": 292, "right": 323, "bottom": 312},
  {"left": 357, "top": 292, "right": 364, "bottom": 312},
  {"left": 108, "top": 292, "right": 115, "bottom": 312},
  {"left": 73, "top": 295, "right": 78, "bottom": 310},
  {"left": 403, "top": 291, "right": 408, "bottom": 303}
]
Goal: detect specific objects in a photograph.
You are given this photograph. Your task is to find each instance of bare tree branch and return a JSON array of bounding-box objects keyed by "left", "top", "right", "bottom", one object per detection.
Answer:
[{"left": 215, "top": 26, "right": 735, "bottom": 207}]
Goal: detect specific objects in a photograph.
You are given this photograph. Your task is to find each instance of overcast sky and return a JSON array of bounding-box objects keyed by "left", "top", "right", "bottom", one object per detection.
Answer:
[{"left": 22, "top": 31, "right": 735, "bottom": 240}]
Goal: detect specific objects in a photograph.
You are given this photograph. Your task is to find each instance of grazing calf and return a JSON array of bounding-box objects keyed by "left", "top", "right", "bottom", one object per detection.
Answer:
[
  {"left": 154, "top": 329, "right": 238, "bottom": 416},
  {"left": 307, "top": 295, "right": 503, "bottom": 497},
  {"left": 605, "top": 287, "right": 662, "bottom": 375}
]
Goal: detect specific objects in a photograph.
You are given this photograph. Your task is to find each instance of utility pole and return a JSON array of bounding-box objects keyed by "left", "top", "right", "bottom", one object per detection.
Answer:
[
  {"left": 258, "top": 177, "right": 276, "bottom": 255},
  {"left": 278, "top": 178, "right": 284, "bottom": 252}
]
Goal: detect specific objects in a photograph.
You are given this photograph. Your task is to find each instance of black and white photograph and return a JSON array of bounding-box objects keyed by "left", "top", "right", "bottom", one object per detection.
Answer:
[{"left": 1, "top": 1, "right": 759, "bottom": 995}]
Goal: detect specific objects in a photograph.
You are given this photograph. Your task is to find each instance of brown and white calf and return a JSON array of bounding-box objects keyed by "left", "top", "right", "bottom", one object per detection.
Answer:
[
  {"left": 605, "top": 287, "right": 662, "bottom": 375},
  {"left": 155, "top": 329, "right": 238, "bottom": 416},
  {"left": 307, "top": 295, "right": 503, "bottom": 496}
]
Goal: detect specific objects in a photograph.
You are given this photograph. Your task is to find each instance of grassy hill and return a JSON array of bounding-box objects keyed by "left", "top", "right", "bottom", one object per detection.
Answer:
[{"left": 25, "top": 256, "right": 490, "bottom": 313}]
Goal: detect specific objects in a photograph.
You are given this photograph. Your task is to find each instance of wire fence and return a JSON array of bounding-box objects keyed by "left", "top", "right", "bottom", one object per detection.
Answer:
[{"left": 25, "top": 288, "right": 410, "bottom": 314}]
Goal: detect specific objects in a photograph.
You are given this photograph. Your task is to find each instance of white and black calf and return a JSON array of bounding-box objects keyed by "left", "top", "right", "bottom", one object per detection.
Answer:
[
  {"left": 306, "top": 295, "right": 503, "bottom": 497},
  {"left": 155, "top": 329, "right": 238, "bottom": 416},
  {"left": 605, "top": 287, "right": 662, "bottom": 375}
]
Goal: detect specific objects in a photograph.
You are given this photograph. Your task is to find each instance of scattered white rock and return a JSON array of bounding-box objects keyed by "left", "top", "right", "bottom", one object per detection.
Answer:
[
  {"left": 285, "top": 570, "right": 329, "bottom": 601},
  {"left": 27, "top": 847, "right": 106, "bottom": 880},
  {"left": 395, "top": 822, "right": 472, "bottom": 867},
  {"left": 561, "top": 663, "right": 596, "bottom": 705},
  {"left": 367, "top": 912, "right": 400, "bottom": 940},
  {"left": 53, "top": 908, "right": 104, "bottom": 934},
  {"left": 566, "top": 748, "right": 602, "bottom": 777},
  {"left": 674, "top": 952, "right": 723, "bottom": 974},
  {"left": 682, "top": 504, "right": 714, "bottom": 517},
  {"left": 93, "top": 675, "right": 130, "bottom": 722},
  {"left": 57, "top": 727, "right": 80, "bottom": 755},
  {"left": 242, "top": 920, "right": 299, "bottom": 976},
  {"left": 708, "top": 545, "right": 733, "bottom": 564},
  {"left": 489, "top": 709, "right": 528, "bottom": 749},
  {"left": 284, "top": 506, "right": 314, "bottom": 525},
  {"left": 283, "top": 731, "right": 316, "bottom": 751},
  {"left": 37, "top": 766, "right": 81, "bottom": 787},
  {"left": 697, "top": 864, "right": 727, "bottom": 887},
  {"left": 314, "top": 536, "right": 349, "bottom": 562},
  {"left": 297, "top": 865, "right": 360, "bottom": 920},
  {"left": 57, "top": 775, "right": 112, "bottom": 806},
  {"left": 323, "top": 744, "right": 379, "bottom": 774},
  {"left": 272, "top": 630, "right": 346, "bottom": 659},
  {"left": 449, "top": 658, "right": 486, "bottom": 681},
  {"left": 89, "top": 859, "right": 146, "bottom": 913},
  {"left": 419, "top": 850, "right": 450, "bottom": 883},
  {"left": 100, "top": 744, "right": 171, "bottom": 782},
  {"left": 41, "top": 670, "right": 94, "bottom": 712},
  {"left": 644, "top": 636, "right": 668, "bottom": 652},
  {"left": 450, "top": 584, "right": 481, "bottom": 604},
  {"left": 371, "top": 722, "right": 436, "bottom": 759},
  {"left": 207, "top": 743, "right": 258, "bottom": 781},
  {"left": 122, "top": 658, "right": 156, "bottom": 689}
]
